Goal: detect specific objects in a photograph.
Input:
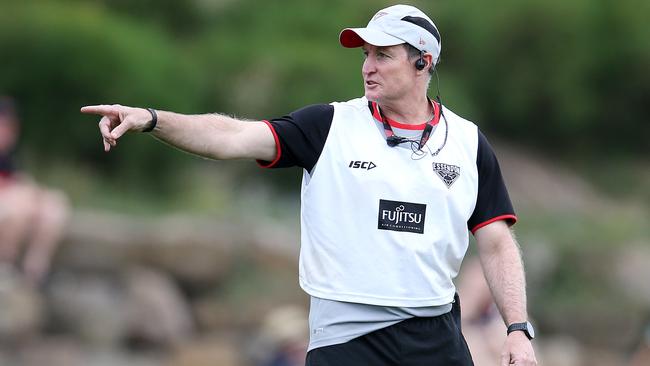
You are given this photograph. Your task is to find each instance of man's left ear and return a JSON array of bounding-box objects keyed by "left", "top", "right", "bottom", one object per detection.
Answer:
[
  {"left": 415, "top": 51, "right": 434, "bottom": 72},
  {"left": 425, "top": 53, "right": 435, "bottom": 71}
]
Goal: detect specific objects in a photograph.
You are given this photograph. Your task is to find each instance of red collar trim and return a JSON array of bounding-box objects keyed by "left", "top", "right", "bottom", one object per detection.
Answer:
[{"left": 371, "top": 99, "right": 440, "bottom": 130}]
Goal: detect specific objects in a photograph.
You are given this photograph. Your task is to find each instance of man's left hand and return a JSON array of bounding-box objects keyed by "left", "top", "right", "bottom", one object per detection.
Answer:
[{"left": 500, "top": 331, "right": 537, "bottom": 365}]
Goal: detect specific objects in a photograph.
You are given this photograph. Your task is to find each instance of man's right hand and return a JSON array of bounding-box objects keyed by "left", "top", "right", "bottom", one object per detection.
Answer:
[
  {"left": 81, "top": 104, "right": 278, "bottom": 162},
  {"left": 80, "top": 104, "right": 154, "bottom": 152}
]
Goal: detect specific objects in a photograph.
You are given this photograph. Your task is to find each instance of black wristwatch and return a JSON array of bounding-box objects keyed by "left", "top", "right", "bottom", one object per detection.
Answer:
[{"left": 507, "top": 321, "right": 535, "bottom": 340}]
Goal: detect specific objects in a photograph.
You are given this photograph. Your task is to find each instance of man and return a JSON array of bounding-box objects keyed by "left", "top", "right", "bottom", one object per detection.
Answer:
[
  {"left": 0, "top": 96, "right": 70, "bottom": 285},
  {"left": 82, "top": 4, "right": 537, "bottom": 365}
]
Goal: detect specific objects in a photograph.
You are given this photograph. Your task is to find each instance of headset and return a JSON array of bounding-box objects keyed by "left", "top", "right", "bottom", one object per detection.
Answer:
[
  {"left": 415, "top": 50, "right": 426, "bottom": 70},
  {"left": 385, "top": 49, "right": 448, "bottom": 157}
]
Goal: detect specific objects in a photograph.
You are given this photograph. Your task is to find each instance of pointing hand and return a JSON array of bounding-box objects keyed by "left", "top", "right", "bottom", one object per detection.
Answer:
[{"left": 80, "top": 104, "right": 154, "bottom": 152}]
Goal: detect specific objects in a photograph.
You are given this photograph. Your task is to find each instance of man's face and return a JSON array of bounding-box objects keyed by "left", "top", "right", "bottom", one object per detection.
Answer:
[{"left": 362, "top": 43, "right": 415, "bottom": 104}]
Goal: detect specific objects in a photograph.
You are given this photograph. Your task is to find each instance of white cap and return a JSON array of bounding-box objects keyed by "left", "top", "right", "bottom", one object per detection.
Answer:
[{"left": 340, "top": 4, "right": 441, "bottom": 64}]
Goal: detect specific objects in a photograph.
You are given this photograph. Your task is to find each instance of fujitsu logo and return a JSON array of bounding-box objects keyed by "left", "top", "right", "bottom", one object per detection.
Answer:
[
  {"left": 381, "top": 205, "right": 423, "bottom": 225},
  {"left": 378, "top": 199, "right": 426, "bottom": 234}
]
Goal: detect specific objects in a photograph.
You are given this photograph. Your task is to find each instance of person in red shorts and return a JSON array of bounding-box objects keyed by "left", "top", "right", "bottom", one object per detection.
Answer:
[{"left": 0, "top": 96, "right": 69, "bottom": 285}]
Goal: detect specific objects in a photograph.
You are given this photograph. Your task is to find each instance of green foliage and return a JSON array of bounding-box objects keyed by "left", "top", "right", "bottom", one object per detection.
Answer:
[
  {"left": 432, "top": 0, "right": 650, "bottom": 155},
  {"left": 0, "top": 0, "right": 203, "bottom": 191},
  {"left": 0, "top": 0, "right": 647, "bottom": 191},
  {"left": 517, "top": 208, "right": 650, "bottom": 346}
]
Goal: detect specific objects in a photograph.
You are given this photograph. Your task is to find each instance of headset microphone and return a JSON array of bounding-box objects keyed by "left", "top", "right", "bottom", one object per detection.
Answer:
[{"left": 386, "top": 135, "right": 407, "bottom": 147}]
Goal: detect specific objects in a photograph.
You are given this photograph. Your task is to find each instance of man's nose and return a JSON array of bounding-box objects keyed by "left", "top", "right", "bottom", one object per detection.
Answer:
[{"left": 362, "top": 57, "right": 375, "bottom": 76}]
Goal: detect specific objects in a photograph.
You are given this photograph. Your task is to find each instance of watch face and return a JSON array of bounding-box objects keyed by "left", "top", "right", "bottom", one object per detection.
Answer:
[{"left": 526, "top": 321, "right": 535, "bottom": 339}]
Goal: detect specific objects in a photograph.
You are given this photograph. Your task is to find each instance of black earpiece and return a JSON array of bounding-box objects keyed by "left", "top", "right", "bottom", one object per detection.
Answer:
[{"left": 415, "top": 50, "right": 426, "bottom": 70}]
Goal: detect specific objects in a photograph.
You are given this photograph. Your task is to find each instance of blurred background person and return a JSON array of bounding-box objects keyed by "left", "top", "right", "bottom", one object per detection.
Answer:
[
  {"left": 629, "top": 318, "right": 650, "bottom": 366},
  {"left": 457, "top": 256, "right": 508, "bottom": 365},
  {"left": 0, "top": 96, "right": 69, "bottom": 285},
  {"left": 252, "top": 305, "right": 308, "bottom": 366}
]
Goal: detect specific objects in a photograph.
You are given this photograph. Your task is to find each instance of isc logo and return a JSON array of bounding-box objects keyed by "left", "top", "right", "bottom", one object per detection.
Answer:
[{"left": 349, "top": 161, "right": 377, "bottom": 170}]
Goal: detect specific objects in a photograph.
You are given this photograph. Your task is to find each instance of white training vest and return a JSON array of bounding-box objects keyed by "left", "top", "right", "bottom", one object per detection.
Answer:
[{"left": 298, "top": 97, "right": 480, "bottom": 307}]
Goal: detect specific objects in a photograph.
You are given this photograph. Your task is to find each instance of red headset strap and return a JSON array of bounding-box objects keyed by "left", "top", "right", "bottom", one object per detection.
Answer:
[
  {"left": 371, "top": 101, "right": 395, "bottom": 139},
  {"left": 372, "top": 98, "right": 440, "bottom": 144}
]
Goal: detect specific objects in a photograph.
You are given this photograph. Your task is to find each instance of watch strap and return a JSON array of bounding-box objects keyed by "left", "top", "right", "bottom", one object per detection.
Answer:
[
  {"left": 507, "top": 322, "right": 533, "bottom": 340},
  {"left": 142, "top": 108, "right": 158, "bottom": 132}
]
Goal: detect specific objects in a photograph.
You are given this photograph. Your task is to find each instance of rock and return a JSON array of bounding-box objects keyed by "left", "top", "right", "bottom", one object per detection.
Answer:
[
  {"left": 136, "top": 240, "right": 233, "bottom": 289},
  {"left": 580, "top": 347, "right": 626, "bottom": 366},
  {"left": 16, "top": 337, "right": 85, "bottom": 366},
  {"left": 15, "top": 337, "right": 165, "bottom": 366},
  {"left": 0, "top": 265, "right": 44, "bottom": 340},
  {"left": 124, "top": 267, "right": 194, "bottom": 346},
  {"left": 614, "top": 245, "right": 650, "bottom": 306},
  {"left": 59, "top": 210, "right": 239, "bottom": 286},
  {"left": 191, "top": 299, "right": 236, "bottom": 331},
  {"left": 167, "top": 336, "right": 242, "bottom": 366},
  {"left": 192, "top": 291, "right": 307, "bottom": 333},
  {"left": 496, "top": 143, "right": 607, "bottom": 213},
  {"left": 537, "top": 335, "right": 583, "bottom": 366},
  {"left": 83, "top": 347, "right": 164, "bottom": 366},
  {"left": 0, "top": 347, "right": 17, "bottom": 366},
  {"left": 46, "top": 271, "right": 129, "bottom": 346},
  {"left": 60, "top": 210, "right": 300, "bottom": 280}
]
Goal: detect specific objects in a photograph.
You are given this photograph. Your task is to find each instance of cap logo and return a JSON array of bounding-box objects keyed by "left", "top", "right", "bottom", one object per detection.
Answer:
[
  {"left": 419, "top": 38, "right": 426, "bottom": 45},
  {"left": 373, "top": 11, "right": 388, "bottom": 20}
]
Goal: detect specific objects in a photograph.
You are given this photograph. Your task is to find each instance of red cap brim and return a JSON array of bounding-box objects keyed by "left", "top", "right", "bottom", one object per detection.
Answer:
[{"left": 339, "top": 29, "right": 365, "bottom": 48}]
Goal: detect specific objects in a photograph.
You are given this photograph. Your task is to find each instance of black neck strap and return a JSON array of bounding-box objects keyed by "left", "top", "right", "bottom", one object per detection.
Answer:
[{"left": 371, "top": 98, "right": 441, "bottom": 148}]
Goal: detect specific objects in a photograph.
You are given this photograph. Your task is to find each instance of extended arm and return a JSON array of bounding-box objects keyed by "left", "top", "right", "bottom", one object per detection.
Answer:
[
  {"left": 474, "top": 220, "right": 537, "bottom": 366},
  {"left": 80, "top": 104, "right": 276, "bottom": 161}
]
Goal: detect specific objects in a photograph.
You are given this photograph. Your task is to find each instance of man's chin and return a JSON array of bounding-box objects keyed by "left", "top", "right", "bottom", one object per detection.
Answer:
[{"left": 364, "top": 92, "right": 380, "bottom": 103}]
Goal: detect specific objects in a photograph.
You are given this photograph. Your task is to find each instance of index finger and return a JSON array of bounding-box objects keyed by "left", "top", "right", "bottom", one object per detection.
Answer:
[{"left": 80, "top": 105, "right": 120, "bottom": 117}]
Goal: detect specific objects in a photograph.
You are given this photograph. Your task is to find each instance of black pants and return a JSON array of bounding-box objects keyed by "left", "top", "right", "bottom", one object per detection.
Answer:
[{"left": 305, "top": 295, "right": 473, "bottom": 366}]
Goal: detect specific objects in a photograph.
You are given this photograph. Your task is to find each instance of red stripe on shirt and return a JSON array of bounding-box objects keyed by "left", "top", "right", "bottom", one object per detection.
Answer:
[
  {"left": 471, "top": 214, "right": 518, "bottom": 234},
  {"left": 256, "top": 120, "right": 282, "bottom": 168}
]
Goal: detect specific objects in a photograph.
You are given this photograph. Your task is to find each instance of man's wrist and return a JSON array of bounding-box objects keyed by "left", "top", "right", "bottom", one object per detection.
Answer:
[
  {"left": 142, "top": 108, "right": 158, "bottom": 132},
  {"left": 507, "top": 321, "right": 535, "bottom": 340}
]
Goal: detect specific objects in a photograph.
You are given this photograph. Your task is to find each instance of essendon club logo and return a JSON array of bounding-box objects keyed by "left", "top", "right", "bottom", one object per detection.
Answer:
[
  {"left": 378, "top": 199, "right": 426, "bottom": 234},
  {"left": 373, "top": 11, "right": 388, "bottom": 20},
  {"left": 432, "top": 162, "right": 460, "bottom": 188}
]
